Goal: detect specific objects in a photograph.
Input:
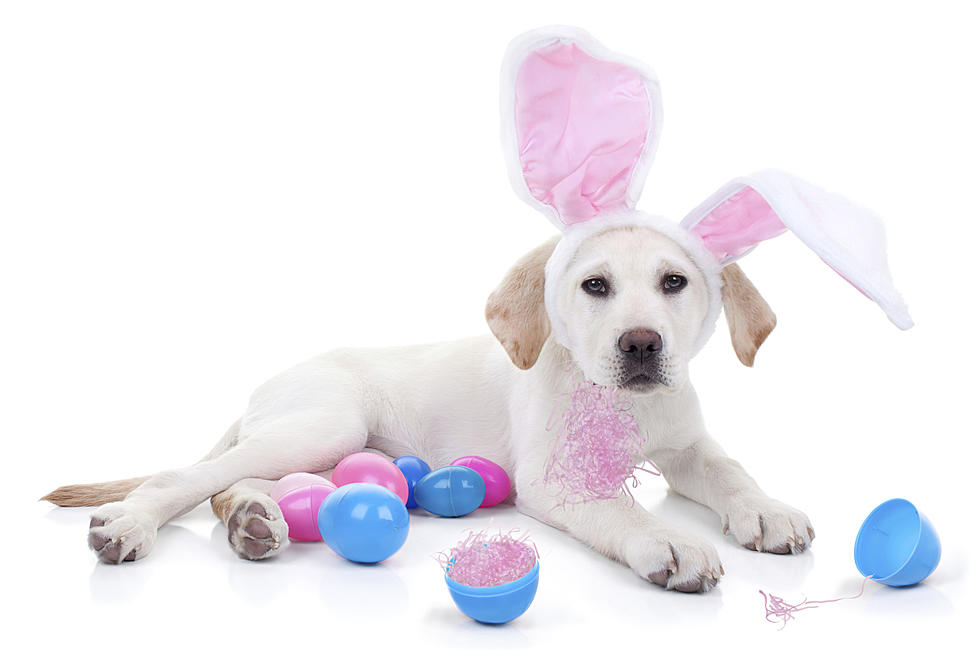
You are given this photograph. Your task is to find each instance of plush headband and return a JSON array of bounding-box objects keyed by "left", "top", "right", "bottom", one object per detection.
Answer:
[{"left": 501, "top": 27, "right": 912, "bottom": 353}]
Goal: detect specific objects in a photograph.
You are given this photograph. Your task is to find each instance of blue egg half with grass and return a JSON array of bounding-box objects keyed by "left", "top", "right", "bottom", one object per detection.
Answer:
[
  {"left": 446, "top": 560, "right": 540, "bottom": 624},
  {"left": 414, "top": 466, "right": 486, "bottom": 517}
]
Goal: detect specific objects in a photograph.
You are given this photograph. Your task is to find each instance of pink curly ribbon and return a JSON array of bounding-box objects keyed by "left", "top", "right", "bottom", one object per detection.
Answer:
[
  {"left": 437, "top": 529, "right": 539, "bottom": 587},
  {"left": 760, "top": 576, "right": 872, "bottom": 629},
  {"left": 543, "top": 378, "right": 660, "bottom": 508}
]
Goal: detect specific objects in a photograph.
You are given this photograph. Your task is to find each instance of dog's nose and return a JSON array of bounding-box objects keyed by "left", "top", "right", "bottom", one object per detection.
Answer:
[{"left": 618, "top": 329, "right": 663, "bottom": 362}]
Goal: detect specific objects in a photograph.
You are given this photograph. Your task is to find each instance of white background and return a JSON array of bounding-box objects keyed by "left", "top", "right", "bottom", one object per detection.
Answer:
[{"left": 2, "top": 1, "right": 977, "bottom": 650}]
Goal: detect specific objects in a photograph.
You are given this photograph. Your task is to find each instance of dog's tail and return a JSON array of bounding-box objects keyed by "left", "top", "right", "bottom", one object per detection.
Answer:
[
  {"left": 41, "top": 477, "right": 151, "bottom": 507},
  {"left": 41, "top": 418, "right": 242, "bottom": 507}
]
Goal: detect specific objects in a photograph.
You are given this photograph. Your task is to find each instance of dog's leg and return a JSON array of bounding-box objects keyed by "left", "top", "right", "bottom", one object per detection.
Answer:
[
  {"left": 211, "top": 478, "right": 290, "bottom": 561},
  {"left": 88, "top": 409, "right": 367, "bottom": 563},
  {"left": 653, "top": 437, "right": 815, "bottom": 554},
  {"left": 514, "top": 464, "right": 723, "bottom": 593},
  {"left": 209, "top": 449, "right": 399, "bottom": 559}
]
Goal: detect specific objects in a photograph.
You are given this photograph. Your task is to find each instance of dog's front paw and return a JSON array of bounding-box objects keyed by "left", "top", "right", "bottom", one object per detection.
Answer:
[
  {"left": 722, "top": 495, "right": 814, "bottom": 554},
  {"left": 623, "top": 529, "right": 723, "bottom": 593},
  {"left": 88, "top": 502, "right": 157, "bottom": 563},
  {"left": 227, "top": 495, "right": 288, "bottom": 560}
]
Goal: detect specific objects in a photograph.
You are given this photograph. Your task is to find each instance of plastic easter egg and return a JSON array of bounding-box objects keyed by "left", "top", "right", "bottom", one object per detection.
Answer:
[
  {"left": 276, "top": 483, "right": 337, "bottom": 541},
  {"left": 332, "top": 452, "right": 410, "bottom": 504},
  {"left": 270, "top": 472, "right": 334, "bottom": 503},
  {"left": 414, "top": 466, "right": 486, "bottom": 517},
  {"left": 317, "top": 483, "right": 410, "bottom": 563},
  {"left": 854, "top": 498, "right": 941, "bottom": 587},
  {"left": 393, "top": 455, "right": 431, "bottom": 509},
  {"left": 450, "top": 456, "right": 511, "bottom": 507},
  {"left": 446, "top": 560, "right": 540, "bottom": 624}
]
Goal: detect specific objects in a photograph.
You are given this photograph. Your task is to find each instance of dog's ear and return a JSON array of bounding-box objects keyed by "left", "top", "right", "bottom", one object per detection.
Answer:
[
  {"left": 720, "top": 263, "right": 777, "bottom": 367},
  {"left": 486, "top": 237, "right": 560, "bottom": 370}
]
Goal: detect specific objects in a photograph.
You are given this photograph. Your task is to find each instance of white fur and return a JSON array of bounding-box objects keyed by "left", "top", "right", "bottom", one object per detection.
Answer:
[
  {"left": 544, "top": 209, "right": 723, "bottom": 357},
  {"left": 87, "top": 226, "right": 813, "bottom": 592}
]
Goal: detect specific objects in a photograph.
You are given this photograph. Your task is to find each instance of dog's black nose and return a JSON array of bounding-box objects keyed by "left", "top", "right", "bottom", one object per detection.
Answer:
[{"left": 618, "top": 329, "right": 663, "bottom": 362}]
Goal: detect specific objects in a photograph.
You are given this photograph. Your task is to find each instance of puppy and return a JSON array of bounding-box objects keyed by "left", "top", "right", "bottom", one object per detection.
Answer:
[
  {"left": 45, "top": 224, "right": 812, "bottom": 593},
  {"left": 48, "top": 26, "right": 914, "bottom": 595}
]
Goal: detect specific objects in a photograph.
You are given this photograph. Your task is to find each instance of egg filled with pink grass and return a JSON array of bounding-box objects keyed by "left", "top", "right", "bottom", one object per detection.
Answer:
[{"left": 440, "top": 530, "right": 540, "bottom": 624}]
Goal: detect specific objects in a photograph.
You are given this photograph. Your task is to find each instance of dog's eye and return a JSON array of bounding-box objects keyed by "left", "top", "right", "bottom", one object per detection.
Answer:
[
  {"left": 582, "top": 277, "right": 608, "bottom": 296},
  {"left": 663, "top": 274, "right": 687, "bottom": 293}
]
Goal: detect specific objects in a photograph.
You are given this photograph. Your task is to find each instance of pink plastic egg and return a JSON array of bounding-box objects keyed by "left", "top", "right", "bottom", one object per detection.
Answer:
[
  {"left": 270, "top": 472, "right": 334, "bottom": 502},
  {"left": 450, "top": 456, "right": 511, "bottom": 507},
  {"left": 277, "top": 483, "right": 337, "bottom": 541},
  {"left": 332, "top": 452, "right": 410, "bottom": 504}
]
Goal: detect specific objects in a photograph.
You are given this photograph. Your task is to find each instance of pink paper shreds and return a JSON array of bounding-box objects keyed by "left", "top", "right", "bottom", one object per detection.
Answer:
[
  {"left": 760, "top": 576, "right": 871, "bottom": 629},
  {"left": 438, "top": 529, "right": 538, "bottom": 587},
  {"left": 543, "top": 380, "right": 656, "bottom": 506}
]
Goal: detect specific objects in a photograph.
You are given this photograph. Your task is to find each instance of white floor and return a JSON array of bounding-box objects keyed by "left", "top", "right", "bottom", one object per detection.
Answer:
[
  {"left": 22, "top": 469, "right": 969, "bottom": 651},
  {"left": 5, "top": 2, "right": 978, "bottom": 650}
]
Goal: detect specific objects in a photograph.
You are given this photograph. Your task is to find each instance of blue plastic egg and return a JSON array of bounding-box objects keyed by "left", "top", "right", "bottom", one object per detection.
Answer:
[
  {"left": 854, "top": 498, "right": 941, "bottom": 586},
  {"left": 392, "top": 455, "right": 431, "bottom": 509},
  {"left": 413, "top": 466, "right": 486, "bottom": 517},
  {"left": 317, "top": 483, "right": 410, "bottom": 563},
  {"left": 446, "top": 560, "right": 540, "bottom": 624}
]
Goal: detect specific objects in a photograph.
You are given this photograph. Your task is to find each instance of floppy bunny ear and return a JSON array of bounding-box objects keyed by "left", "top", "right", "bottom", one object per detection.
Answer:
[
  {"left": 501, "top": 27, "right": 662, "bottom": 228},
  {"left": 680, "top": 170, "right": 913, "bottom": 329}
]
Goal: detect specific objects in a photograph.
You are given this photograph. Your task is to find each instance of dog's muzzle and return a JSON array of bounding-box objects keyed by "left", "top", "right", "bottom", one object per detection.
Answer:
[{"left": 617, "top": 329, "right": 668, "bottom": 390}]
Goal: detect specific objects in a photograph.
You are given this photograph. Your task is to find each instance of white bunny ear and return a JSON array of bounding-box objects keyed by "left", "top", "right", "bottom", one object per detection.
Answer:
[
  {"left": 501, "top": 27, "right": 662, "bottom": 229},
  {"left": 681, "top": 170, "right": 913, "bottom": 329}
]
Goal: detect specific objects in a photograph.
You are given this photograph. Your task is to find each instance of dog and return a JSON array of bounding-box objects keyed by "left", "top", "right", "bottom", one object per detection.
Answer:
[
  {"left": 45, "top": 27, "right": 913, "bottom": 594},
  {"left": 44, "top": 224, "right": 813, "bottom": 593}
]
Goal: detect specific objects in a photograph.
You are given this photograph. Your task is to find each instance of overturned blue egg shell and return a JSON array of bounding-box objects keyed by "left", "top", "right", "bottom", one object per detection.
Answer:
[{"left": 414, "top": 466, "right": 486, "bottom": 517}]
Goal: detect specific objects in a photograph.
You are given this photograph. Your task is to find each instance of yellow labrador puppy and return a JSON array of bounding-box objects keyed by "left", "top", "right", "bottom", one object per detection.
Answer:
[
  {"left": 47, "top": 229, "right": 791, "bottom": 593},
  {"left": 45, "top": 28, "right": 911, "bottom": 595}
]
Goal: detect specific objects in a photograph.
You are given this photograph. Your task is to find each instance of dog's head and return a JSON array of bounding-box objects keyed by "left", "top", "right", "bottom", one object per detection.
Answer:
[
  {"left": 485, "top": 28, "right": 911, "bottom": 389},
  {"left": 486, "top": 221, "right": 773, "bottom": 393}
]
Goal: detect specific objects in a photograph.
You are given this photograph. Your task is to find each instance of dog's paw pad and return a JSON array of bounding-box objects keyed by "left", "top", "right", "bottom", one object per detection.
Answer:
[
  {"left": 227, "top": 497, "right": 288, "bottom": 561},
  {"left": 245, "top": 519, "right": 272, "bottom": 539},
  {"left": 88, "top": 503, "right": 156, "bottom": 563}
]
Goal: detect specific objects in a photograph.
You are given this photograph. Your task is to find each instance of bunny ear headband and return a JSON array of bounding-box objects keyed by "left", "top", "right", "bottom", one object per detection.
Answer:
[{"left": 501, "top": 27, "right": 912, "bottom": 354}]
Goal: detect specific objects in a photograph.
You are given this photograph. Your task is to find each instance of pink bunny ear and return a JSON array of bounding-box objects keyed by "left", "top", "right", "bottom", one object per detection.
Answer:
[
  {"left": 501, "top": 27, "right": 662, "bottom": 228},
  {"left": 681, "top": 170, "right": 913, "bottom": 329}
]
